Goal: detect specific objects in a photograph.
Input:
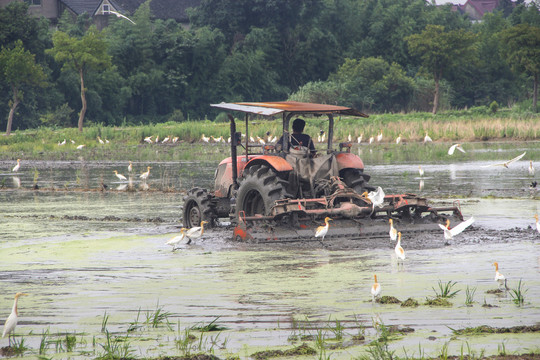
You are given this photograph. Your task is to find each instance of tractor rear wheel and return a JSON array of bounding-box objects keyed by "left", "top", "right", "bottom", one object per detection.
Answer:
[
  {"left": 235, "top": 165, "right": 289, "bottom": 220},
  {"left": 183, "top": 187, "right": 217, "bottom": 228}
]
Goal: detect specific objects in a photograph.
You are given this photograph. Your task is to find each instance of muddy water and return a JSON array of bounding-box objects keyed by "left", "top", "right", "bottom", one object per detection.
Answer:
[{"left": 1, "top": 145, "right": 540, "bottom": 359}]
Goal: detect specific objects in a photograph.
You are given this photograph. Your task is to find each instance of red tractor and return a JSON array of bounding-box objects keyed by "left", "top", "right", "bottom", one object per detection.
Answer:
[{"left": 183, "top": 101, "right": 462, "bottom": 242}]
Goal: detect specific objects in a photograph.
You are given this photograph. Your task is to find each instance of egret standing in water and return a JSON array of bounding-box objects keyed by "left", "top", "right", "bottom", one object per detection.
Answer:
[
  {"left": 529, "top": 161, "right": 535, "bottom": 176},
  {"left": 418, "top": 165, "right": 424, "bottom": 177},
  {"left": 139, "top": 166, "right": 151, "bottom": 180},
  {"left": 315, "top": 217, "right": 332, "bottom": 242},
  {"left": 389, "top": 219, "right": 397, "bottom": 241},
  {"left": 534, "top": 214, "right": 540, "bottom": 235},
  {"left": 185, "top": 220, "right": 209, "bottom": 242},
  {"left": 371, "top": 275, "right": 381, "bottom": 301},
  {"left": 395, "top": 232, "right": 405, "bottom": 262},
  {"left": 492, "top": 262, "right": 507, "bottom": 290},
  {"left": 2, "top": 292, "right": 28, "bottom": 346},
  {"left": 11, "top": 159, "right": 20, "bottom": 172},
  {"left": 113, "top": 170, "right": 127, "bottom": 181},
  {"left": 166, "top": 228, "right": 190, "bottom": 251}
]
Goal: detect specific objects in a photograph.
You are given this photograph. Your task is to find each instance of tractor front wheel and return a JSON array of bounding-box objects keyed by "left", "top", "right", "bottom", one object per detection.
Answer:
[
  {"left": 183, "top": 187, "right": 217, "bottom": 228},
  {"left": 235, "top": 165, "right": 289, "bottom": 220}
]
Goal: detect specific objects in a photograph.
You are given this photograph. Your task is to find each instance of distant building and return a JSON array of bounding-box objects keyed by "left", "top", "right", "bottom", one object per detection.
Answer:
[
  {"left": 0, "top": 0, "right": 200, "bottom": 29},
  {"left": 453, "top": 0, "right": 514, "bottom": 21}
]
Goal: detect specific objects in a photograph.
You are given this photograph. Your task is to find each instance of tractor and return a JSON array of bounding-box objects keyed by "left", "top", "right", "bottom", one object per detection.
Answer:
[{"left": 183, "top": 101, "right": 463, "bottom": 242}]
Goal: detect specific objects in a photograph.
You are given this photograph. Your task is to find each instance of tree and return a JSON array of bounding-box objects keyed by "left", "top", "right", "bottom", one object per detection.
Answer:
[
  {"left": 499, "top": 24, "right": 540, "bottom": 111},
  {"left": 0, "top": 40, "right": 46, "bottom": 135},
  {"left": 406, "top": 25, "right": 476, "bottom": 114},
  {"left": 47, "top": 27, "right": 111, "bottom": 131}
]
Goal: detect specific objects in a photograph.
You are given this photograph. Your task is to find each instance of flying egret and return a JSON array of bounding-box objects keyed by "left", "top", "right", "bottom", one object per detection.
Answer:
[
  {"left": 76, "top": 144, "right": 85, "bottom": 149},
  {"left": 529, "top": 161, "right": 535, "bottom": 176},
  {"left": 113, "top": 170, "right": 127, "bottom": 181},
  {"left": 185, "top": 220, "right": 209, "bottom": 241},
  {"left": 492, "top": 262, "right": 507, "bottom": 290},
  {"left": 128, "top": 161, "right": 133, "bottom": 173},
  {"left": 364, "top": 187, "right": 385, "bottom": 209},
  {"left": 108, "top": 10, "right": 136, "bottom": 24},
  {"left": 389, "top": 219, "right": 397, "bottom": 241},
  {"left": 11, "top": 159, "right": 20, "bottom": 172},
  {"left": 448, "top": 144, "right": 466, "bottom": 155},
  {"left": 535, "top": 214, "right": 540, "bottom": 234},
  {"left": 482, "top": 152, "right": 526, "bottom": 168},
  {"left": 418, "top": 165, "right": 424, "bottom": 177},
  {"left": 315, "top": 217, "right": 332, "bottom": 242},
  {"left": 166, "top": 228, "right": 190, "bottom": 251},
  {"left": 2, "top": 292, "right": 28, "bottom": 346},
  {"left": 424, "top": 132, "right": 432, "bottom": 143},
  {"left": 139, "top": 166, "right": 151, "bottom": 180},
  {"left": 395, "top": 232, "right": 405, "bottom": 261},
  {"left": 371, "top": 275, "right": 381, "bottom": 301},
  {"left": 438, "top": 217, "right": 475, "bottom": 242}
]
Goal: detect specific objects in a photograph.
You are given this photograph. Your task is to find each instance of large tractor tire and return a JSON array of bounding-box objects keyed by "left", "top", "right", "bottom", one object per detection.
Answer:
[
  {"left": 341, "top": 168, "right": 373, "bottom": 194},
  {"left": 235, "top": 165, "right": 289, "bottom": 219},
  {"left": 183, "top": 187, "right": 217, "bottom": 228}
]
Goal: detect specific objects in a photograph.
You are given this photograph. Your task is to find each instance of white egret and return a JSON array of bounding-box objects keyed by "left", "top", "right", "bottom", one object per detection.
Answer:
[
  {"left": 97, "top": 136, "right": 105, "bottom": 144},
  {"left": 424, "top": 132, "right": 433, "bottom": 143},
  {"left": 128, "top": 161, "right": 133, "bottom": 173},
  {"left": 482, "top": 152, "right": 526, "bottom": 168},
  {"left": 389, "top": 219, "right": 397, "bottom": 241},
  {"left": 201, "top": 134, "right": 210, "bottom": 143},
  {"left": 438, "top": 217, "right": 475, "bottom": 241},
  {"left": 144, "top": 136, "right": 153, "bottom": 144},
  {"left": 108, "top": 10, "right": 136, "bottom": 24},
  {"left": 70, "top": 139, "right": 75, "bottom": 144},
  {"left": 185, "top": 220, "right": 209, "bottom": 241},
  {"left": 377, "top": 131, "right": 383, "bottom": 142},
  {"left": 529, "top": 161, "right": 535, "bottom": 176},
  {"left": 395, "top": 134, "right": 402, "bottom": 144},
  {"left": 2, "top": 292, "right": 28, "bottom": 346},
  {"left": 166, "top": 228, "right": 190, "bottom": 250},
  {"left": 76, "top": 144, "right": 85, "bottom": 149},
  {"left": 357, "top": 134, "right": 363, "bottom": 144},
  {"left": 371, "top": 274, "right": 381, "bottom": 301},
  {"left": 162, "top": 135, "right": 170, "bottom": 144},
  {"left": 369, "top": 136, "right": 374, "bottom": 144},
  {"left": 395, "top": 232, "right": 405, "bottom": 261},
  {"left": 139, "top": 166, "right": 151, "bottom": 180},
  {"left": 315, "top": 217, "right": 332, "bottom": 242},
  {"left": 172, "top": 137, "right": 179, "bottom": 143},
  {"left": 113, "top": 170, "right": 127, "bottom": 181},
  {"left": 249, "top": 136, "right": 255, "bottom": 143},
  {"left": 418, "top": 165, "right": 424, "bottom": 177},
  {"left": 535, "top": 214, "right": 540, "bottom": 234},
  {"left": 448, "top": 144, "right": 466, "bottom": 155},
  {"left": 58, "top": 139, "right": 66, "bottom": 146},
  {"left": 492, "top": 262, "right": 506, "bottom": 290},
  {"left": 348, "top": 134, "right": 352, "bottom": 142},
  {"left": 11, "top": 159, "right": 20, "bottom": 172},
  {"left": 364, "top": 186, "right": 385, "bottom": 209}
]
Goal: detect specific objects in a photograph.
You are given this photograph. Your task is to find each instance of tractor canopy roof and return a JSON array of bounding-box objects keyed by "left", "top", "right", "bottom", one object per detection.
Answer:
[{"left": 211, "top": 101, "right": 369, "bottom": 118}]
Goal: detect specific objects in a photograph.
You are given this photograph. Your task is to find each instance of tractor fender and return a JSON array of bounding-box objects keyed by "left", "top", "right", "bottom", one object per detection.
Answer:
[
  {"left": 245, "top": 156, "right": 293, "bottom": 174},
  {"left": 335, "top": 153, "right": 364, "bottom": 170}
]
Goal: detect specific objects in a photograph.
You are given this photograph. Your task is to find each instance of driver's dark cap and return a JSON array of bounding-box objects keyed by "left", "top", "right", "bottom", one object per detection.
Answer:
[{"left": 292, "top": 118, "right": 305, "bottom": 132}]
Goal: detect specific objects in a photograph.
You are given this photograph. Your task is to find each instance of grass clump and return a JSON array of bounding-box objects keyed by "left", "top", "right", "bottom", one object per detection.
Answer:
[
  {"left": 377, "top": 296, "right": 401, "bottom": 304},
  {"left": 251, "top": 343, "right": 316, "bottom": 360},
  {"left": 400, "top": 298, "right": 419, "bottom": 307},
  {"left": 424, "top": 297, "right": 453, "bottom": 307},
  {"left": 509, "top": 279, "right": 527, "bottom": 306},
  {"left": 432, "top": 280, "right": 460, "bottom": 298}
]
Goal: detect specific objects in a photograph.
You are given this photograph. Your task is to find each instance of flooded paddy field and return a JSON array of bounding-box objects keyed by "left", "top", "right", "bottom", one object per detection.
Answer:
[{"left": 1, "top": 142, "right": 540, "bottom": 359}]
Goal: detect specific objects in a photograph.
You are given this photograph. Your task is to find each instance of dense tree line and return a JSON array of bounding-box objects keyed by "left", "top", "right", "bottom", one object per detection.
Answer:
[{"left": 0, "top": 0, "right": 539, "bottom": 132}]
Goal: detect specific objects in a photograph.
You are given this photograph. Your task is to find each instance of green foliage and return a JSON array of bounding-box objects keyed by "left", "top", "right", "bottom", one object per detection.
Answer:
[
  {"left": 509, "top": 279, "right": 527, "bottom": 305},
  {"left": 40, "top": 103, "right": 74, "bottom": 127},
  {"left": 432, "top": 280, "right": 461, "bottom": 298}
]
